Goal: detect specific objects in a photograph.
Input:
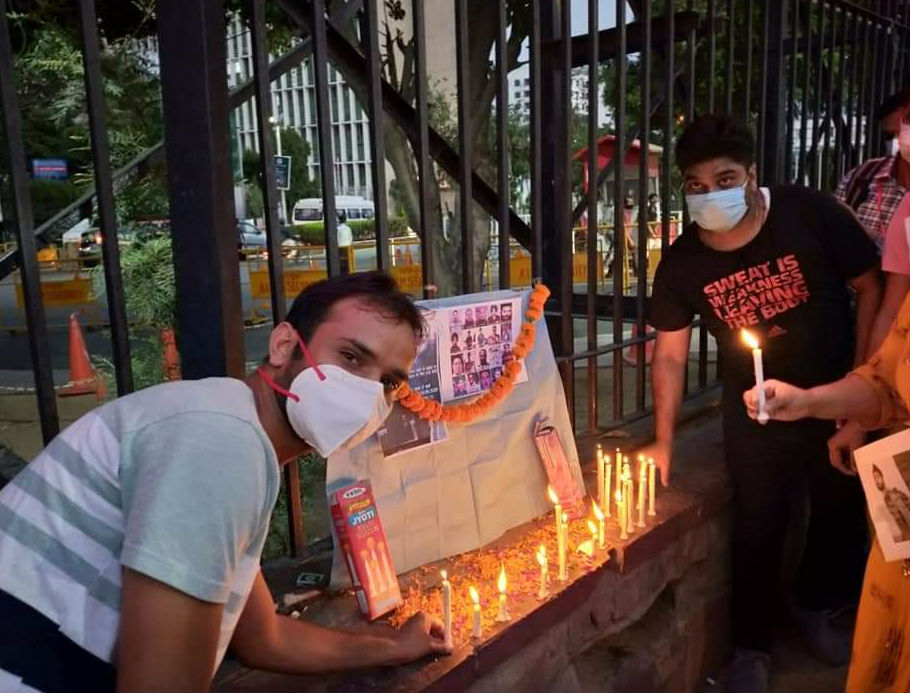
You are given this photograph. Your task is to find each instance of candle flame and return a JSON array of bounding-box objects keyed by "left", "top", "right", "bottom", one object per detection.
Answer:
[
  {"left": 576, "top": 540, "right": 595, "bottom": 556},
  {"left": 469, "top": 586, "right": 479, "bottom": 604},
  {"left": 648, "top": 456, "right": 655, "bottom": 466},
  {"left": 592, "top": 500, "right": 604, "bottom": 521},
  {"left": 587, "top": 519, "right": 598, "bottom": 537},
  {"left": 740, "top": 328, "right": 760, "bottom": 350},
  {"left": 615, "top": 488, "right": 623, "bottom": 503},
  {"left": 440, "top": 569, "right": 447, "bottom": 580},
  {"left": 536, "top": 544, "right": 547, "bottom": 565},
  {"left": 498, "top": 564, "right": 507, "bottom": 594},
  {"left": 637, "top": 453, "right": 645, "bottom": 462},
  {"left": 547, "top": 485, "right": 559, "bottom": 504},
  {"left": 562, "top": 512, "right": 568, "bottom": 524}
]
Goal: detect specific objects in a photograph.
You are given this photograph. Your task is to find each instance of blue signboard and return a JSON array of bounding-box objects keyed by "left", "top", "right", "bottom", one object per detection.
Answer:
[
  {"left": 31, "top": 158, "right": 68, "bottom": 181},
  {"left": 274, "top": 155, "right": 291, "bottom": 191}
]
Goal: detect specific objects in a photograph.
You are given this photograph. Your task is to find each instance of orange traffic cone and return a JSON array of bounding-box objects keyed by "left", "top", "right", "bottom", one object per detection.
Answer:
[
  {"left": 161, "top": 327, "right": 181, "bottom": 381},
  {"left": 60, "top": 312, "right": 105, "bottom": 399}
]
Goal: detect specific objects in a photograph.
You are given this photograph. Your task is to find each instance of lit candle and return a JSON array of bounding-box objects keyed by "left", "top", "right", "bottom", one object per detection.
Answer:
[
  {"left": 560, "top": 512, "right": 569, "bottom": 581},
  {"left": 576, "top": 539, "right": 595, "bottom": 557},
  {"left": 536, "top": 544, "right": 549, "bottom": 599},
  {"left": 592, "top": 500, "right": 606, "bottom": 549},
  {"left": 648, "top": 457, "right": 656, "bottom": 516},
  {"left": 596, "top": 445, "right": 605, "bottom": 511},
  {"left": 741, "top": 329, "right": 769, "bottom": 424},
  {"left": 623, "top": 463, "right": 635, "bottom": 535},
  {"left": 469, "top": 586, "right": 482, "bottom": 638},
  {"left": 616, "top": 488, "right": 628, "bottom": 540},
  {"left": 441, "top": 570, "right": 452, "bottom": 646},
  {"left": 604, "top": 454, "right": 612, "bottom": 517},
  {"left": 615, "top": 448, "right": 622, "bottom": 499},
  {"left": 496, "top": 564, "right": 510, "bottom": 622},
  {"left": 637, "top": 459, "right": 647, "bottom": 528},
  {"left": 548, "top": 486, "right": 567, "bottom": 582}
]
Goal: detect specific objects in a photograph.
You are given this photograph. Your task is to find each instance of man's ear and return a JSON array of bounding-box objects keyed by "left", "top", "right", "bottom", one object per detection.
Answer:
[{"left": 267, "top": 322, "right": 300, "bottom": 368}]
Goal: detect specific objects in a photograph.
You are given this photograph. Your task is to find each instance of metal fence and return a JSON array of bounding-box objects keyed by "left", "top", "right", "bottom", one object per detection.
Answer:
[{"left": 1, "top": 0, "right": 908, "bottom": 555}]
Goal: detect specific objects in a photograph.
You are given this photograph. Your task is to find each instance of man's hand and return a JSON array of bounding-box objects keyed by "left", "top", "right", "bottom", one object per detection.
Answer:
[
  {"left": 384, "top": 612, "right": 452, "bottom": 665},
  {"left": 743, "top": 379, "right": 813, "bottom": 421},
  {"left": 827, "top": 421, "right": 865, "bottom": 476},
  {"left": 637, "top": 439, "right": 673, "bottom": 487}
]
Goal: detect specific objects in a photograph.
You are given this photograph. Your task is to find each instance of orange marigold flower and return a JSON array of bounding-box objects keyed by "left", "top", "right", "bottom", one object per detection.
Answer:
[
  {"left": 512, "top": 343, "right": 529, "bottom": 359},
  {"left": 505, "top": 361, "right": 522, "bottom": 378},
  {"left": 533, "top": 283, "right": 551, "bottom": 299},
  {"left": 520, "top": 323, "right": 536, "bottom": 339},
  {"left": 525, "top": 308, "right": 542, "bottom": 321},
  {"left": 395, "top": 385, "right": 412, "bottom": 401}
]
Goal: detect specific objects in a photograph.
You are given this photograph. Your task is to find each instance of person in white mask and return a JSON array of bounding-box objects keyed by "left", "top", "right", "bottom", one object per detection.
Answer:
[
  {"left": 643, "top": 114, "right": 882, "bottom": 693},
  {"left": 0, "top": 272, "right": 449, "bottom": 693}
]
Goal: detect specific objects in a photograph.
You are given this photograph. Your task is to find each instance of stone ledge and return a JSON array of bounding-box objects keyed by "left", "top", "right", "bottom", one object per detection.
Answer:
[{"left": 215, "top": 413, "right": 730, "bottom": 693}]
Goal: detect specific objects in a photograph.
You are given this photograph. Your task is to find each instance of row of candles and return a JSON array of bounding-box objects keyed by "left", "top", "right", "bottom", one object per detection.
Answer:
[{"left": 439, "top": 447, "right": 659, "bottom": 644}]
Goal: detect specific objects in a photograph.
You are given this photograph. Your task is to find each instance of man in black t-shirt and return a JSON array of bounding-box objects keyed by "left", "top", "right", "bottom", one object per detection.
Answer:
[{"left": 645, "top": 115, "right": 882, "bottom": 692}]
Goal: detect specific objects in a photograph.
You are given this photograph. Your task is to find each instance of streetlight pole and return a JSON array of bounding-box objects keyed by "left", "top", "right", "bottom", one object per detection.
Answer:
[{"left": 269, "top": 114, "right": 287, "bottom": 224}]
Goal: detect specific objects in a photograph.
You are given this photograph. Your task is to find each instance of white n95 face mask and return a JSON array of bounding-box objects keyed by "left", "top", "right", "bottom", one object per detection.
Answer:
[
  {"left": 257, "top": 332, "right": 392, "bottom": 458},
  {"left": 685, "top": 181, "right": 749, "bottom": 233}
]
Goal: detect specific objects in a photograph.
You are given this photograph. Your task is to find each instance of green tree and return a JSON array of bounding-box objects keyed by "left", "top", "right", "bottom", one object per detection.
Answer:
[{"left": 241, "top": 128, "right": 320, "bottom": 221}]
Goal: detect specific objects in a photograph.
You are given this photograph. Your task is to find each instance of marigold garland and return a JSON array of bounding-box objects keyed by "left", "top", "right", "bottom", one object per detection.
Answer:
[{"left": 396, "top": 283, "right": 550, "bottom": 423}]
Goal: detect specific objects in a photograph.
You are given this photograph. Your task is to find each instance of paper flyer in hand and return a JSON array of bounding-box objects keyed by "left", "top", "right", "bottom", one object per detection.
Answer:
[
  {"left": 436, "top": 296, "right": 528, "bottom": 402},
  {"left": 854, "top": 428, "right": 910, "bottom": 562}
]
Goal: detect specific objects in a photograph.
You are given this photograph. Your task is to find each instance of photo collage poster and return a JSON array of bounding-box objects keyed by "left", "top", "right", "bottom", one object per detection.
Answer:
[{"left": 438, "top": 295, "right": 528, "bottom": 402}]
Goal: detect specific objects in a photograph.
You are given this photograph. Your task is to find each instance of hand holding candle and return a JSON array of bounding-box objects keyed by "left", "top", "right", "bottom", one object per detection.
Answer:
[{"left": 741, "top": 329, "right": 769, "bottom": 425}]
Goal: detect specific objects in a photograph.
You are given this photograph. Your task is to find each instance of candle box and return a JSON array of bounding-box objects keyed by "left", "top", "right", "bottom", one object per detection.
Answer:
[
  {"left": 533, "top": 419, "right": 586, "bottom": 517},
  {"left": 330, "top": 480, "right": 402, "bottom": 620}
]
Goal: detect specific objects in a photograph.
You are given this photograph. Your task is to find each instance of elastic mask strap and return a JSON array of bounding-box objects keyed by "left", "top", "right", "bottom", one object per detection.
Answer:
[
  {"left": 256, "top": 367, "right": 300, "bottom": 402},
  {"left": 296, "top": 333, "right": 326, "bottom": 381}
]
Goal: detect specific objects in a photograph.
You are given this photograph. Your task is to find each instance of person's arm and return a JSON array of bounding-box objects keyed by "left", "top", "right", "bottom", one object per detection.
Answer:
[
  {"left": 867, "top": 272, "right": 910, "bottom": 357},
  {"left": 849, "top": 266, "right": 883, "bottom": 365},
  {"left": 118, "top": 569, "right": 224, "bottom": 692},
  {"left": 744, "top": 375, "right": 882, "bottom": 426},
  {"left": 230, "top": 572, "right": 450, "bottom": 674},
  {"left": 639, "top": 326, "right": 691, "bottom": 487}
]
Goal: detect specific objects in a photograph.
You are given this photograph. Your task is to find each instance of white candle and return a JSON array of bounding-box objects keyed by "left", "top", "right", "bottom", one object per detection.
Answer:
[
  {"left": 648, "top": 457, "right": 657, "bottom": 516},
  {"left": 496, "top": 564, "right": 510, "bottom": 622},
  {"left": 604, "top": 455, "right": 612, "bottom": 517},
  {"left": 616, "top": 488, "right": 628, "bottom": 540},
  {"left": 441, "top": 570, "right": 452, "bottom": 646},
  {"left": 637, "top": 461, "right": 647, "bottom": 528},
  {"left": 624, "top": 474, "right": 635, "bottom": 535},
  {"left": 596, "top": 445, "right": 605, "bottom": 511},
  {"left": 469, "top": 586, "right": 482, "bottom": 638},
  {"left": 741, "top": 329, "right": 769, "bottom": 424},
  {"left": 549, "top": 486, "right": 567, "bottom": 582},
  {"left": 559, "top": 512, "right": 569, "bottom": 581},
  {"left": 616, "top": 449, "right": 622, "bottom": 499},
  {"left": 536, "top": 544, "right": 549, "bottom": 599},
  {"left": 592, "top": 500, "right": 606, "bottom": 549}
]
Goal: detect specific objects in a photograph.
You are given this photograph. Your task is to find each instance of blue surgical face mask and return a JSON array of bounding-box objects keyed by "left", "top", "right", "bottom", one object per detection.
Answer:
[{"left": 685, "top": 181, "right": 749, "bottom": 233}]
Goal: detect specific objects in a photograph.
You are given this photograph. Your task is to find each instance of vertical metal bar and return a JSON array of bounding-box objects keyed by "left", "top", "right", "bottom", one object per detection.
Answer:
[
  {"left": 799, "top": 0, "right": 811, "bottom": 181},
  {"left": 821, "top": 4, "right": 837, "bottom": 192},
  {"left": 77, "top": 0, "right": 133, "bottom": 396},
  {"left": 310, "top": 0, "right": 339, "bottom": 277},
  {"left": 687, "top": 0, "right": 695, "bottom": 124},
  {"left": 785, "top": 0, "right": 800, "bottom": 182},
  {"left": 362, "top": 0, "right": 389, "bottom": 271},
  {"left": 559, "top": 0, "right": 574, "bottom": 429},
  {"left": 845, "top": 9, "right": 859, "bottom": 170},
  {"left": 833, "top": 4, "right": 848, "bottom": 183},
  {"left": 858, "top": 13, "right": 873, "bottom": 161},
  {"left": 865, "top": 12, "right": 881, "bottom": 159},
  {"left": 497, "top": 0, "right": 511, "bottom": 290},
  {"left": 0, "top": 0, "right": 59, "bottom": 442},
  {"left": 249, "top": 0, "right": 286, "bottom": 324},
  {"left": 455, "top": 0, "right": 475, "bottom": 293},
  {"left": 765, "top": 1, "right": 787, "bottom": 184},
  {"left": 757, "top": 1, "right": 770, "bottom": 181},
  {"left": 811, "top": 0, "right": 827, "bottom": 186},
  {"left": 250, "top": 0, "right": 299, "bottom": 558},
  {"left": 613, "top": 0, "right": 627, "bottom": 419},
  {"left": 662, "top": 0, "right": 674, "bottom": 256},
  {"left": 744, "top": 0, "right": 754, "bottom": 120},
  {"left": 530, "top": 0, "right": 543, "bottom": 280},
  {"left": 157, "top": 0, "right": 245, "bottom": 379},
  {"left": 635, "top": 0, "right": 651, "bottom": 412},
  {"left": 725, "top": 0, "right": 735, "bottom": 113},
  {"left": 586, "top": 0, "right": 599, "bottom": 431},
  {"left": 413, "top": 0, "right": 435, "bottom": 298},
  {"left": 708, "top": 0, "right": 717, "bottom": 112}
]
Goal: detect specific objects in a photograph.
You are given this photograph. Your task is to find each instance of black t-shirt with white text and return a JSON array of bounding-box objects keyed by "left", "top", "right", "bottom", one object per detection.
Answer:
[{"left": 649, "top": 185, "right": 879, "bottom": 434}]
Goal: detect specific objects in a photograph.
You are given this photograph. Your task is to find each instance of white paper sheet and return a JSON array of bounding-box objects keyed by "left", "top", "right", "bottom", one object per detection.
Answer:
[
  {"left": 326, "top": 289, "right": 584, "bottom": 586},
  {"left": 854, "top": 429, "right": 910, "bottom": 562}
]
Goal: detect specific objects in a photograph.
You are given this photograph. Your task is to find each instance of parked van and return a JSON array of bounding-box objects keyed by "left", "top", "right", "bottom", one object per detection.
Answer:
[{"left": 292, "top": 195, "right": 375, "bottom": 222}]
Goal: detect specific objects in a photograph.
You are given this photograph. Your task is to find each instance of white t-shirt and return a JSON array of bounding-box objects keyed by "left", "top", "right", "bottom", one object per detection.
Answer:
[
  {"left": 337, "top": 222, "right": 353, "bottom": 248},
  {"left": 0, "top": 379, "right": 280, "bottom": 688}
]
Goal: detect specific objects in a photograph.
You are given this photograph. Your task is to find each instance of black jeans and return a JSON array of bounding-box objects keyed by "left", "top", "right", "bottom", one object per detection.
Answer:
[{"left": 724, "top": 415, "right": 867, "bottom": 654}]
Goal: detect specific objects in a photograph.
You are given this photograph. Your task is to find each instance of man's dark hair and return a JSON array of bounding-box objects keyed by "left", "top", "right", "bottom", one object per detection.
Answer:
[
  {"left": 875, "top": 84, "right": 910, "bottom": 122},
  {"left": 675, "top": 114, "right": 755, "bottom": 172},
  {"left": 285, "top": 271, "right": 424, "bottom": 347},
  {"left": 338, "top": 211, "right": 347, "bottom": 223}
]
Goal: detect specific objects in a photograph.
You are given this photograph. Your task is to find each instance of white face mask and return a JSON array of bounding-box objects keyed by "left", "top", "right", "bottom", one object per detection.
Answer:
[
  {"left": 258, "top": 334, "right": 392, "bottom": 458},
  {"left": 685, "top": 181, "right": 750, "bottom": 233},
  {"left": 899, "top": 122, "right": 910, "bottom": 164}
]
